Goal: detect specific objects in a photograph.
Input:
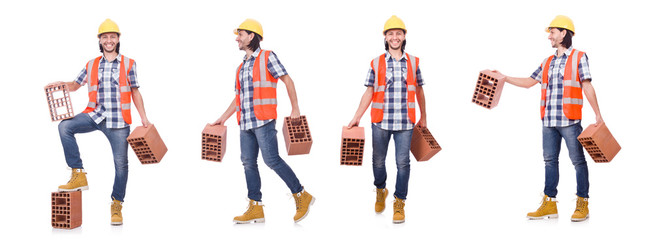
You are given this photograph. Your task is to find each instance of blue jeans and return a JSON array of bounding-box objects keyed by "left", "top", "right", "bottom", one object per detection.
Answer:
[
  {"left": 542, "top": 123, "right": 589, "bottom": 198},
  {"left": 240, "top": 120, "right": 303, "bottom": 202},
  {"left": 58, "top": 113, "right": 130, "bottom": 202},
  {"left": 371, "top": 124, "right": 413, "bottom": 200}
]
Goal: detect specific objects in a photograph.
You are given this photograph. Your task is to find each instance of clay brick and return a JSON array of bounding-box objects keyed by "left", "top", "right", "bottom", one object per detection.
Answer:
[
  {"left": 341, "top": 126, "right": 365, "bottom": 166},
  {"left": 472, "top": 70, "right": 505, "bottom": 109},
  {"left": 282, "top": 115, "right": 313, "bottom": 155},
  {"left": 577, "top": 122, "right": 621, "bottom": 163},
  {"left": 127, "top": 124, "right": 167, "bottom": 164},
  {"left": 44, "top": 83, "right": 74, "bottom": 121},
  {"left": 410, "top": 126, "right": 442, "bottom": 161},
  {"left": 201, "top": 124, "right": 227, "bottom": 162},
  {"left": 51, "top": 191, "right": 82, "bottom": 229}
]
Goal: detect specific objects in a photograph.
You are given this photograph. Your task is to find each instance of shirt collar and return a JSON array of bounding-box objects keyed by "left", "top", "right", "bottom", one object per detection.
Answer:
[
  {"left": 244, "top": 48, "right": 262, "bottom": 61},
  {"left": 553, "top": 47, "right": 573, "bottom": 58},
  {"left": 385, "top": 51, "right": 407, "bottom": 62},
  {"left": 101, "top": 54, "right": 122, "bottom": 63}
]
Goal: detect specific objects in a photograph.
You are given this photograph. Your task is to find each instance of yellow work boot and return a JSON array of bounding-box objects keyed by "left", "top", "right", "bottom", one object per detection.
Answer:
[
  {"left": 111, "top": 198, "right": 123, "bottom": 225},
  {"left": 527, "top": 195, "right": 558, "bottom": 220},
  {"left": 571, "top": 196, "right": 589, "bottom": 222},
  {"left": 293, "top": 189, "right": 315, "bottom": 223},
  {"left": 233, "top": 199, "right": 265, "bottom": 224},
  {"left": 392, "top": 197, "right": 406, "bottom": 224},
  {"left": 58, "top": 168, "right": 89, "bottom": 192},
  {"left": 375, "top": 188, "right": 388, "bottom": 213}
]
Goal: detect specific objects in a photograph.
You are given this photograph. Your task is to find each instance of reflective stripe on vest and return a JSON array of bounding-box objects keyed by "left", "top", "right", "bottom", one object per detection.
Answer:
[
  {"left": 540, "top": 49, "right": 584, "bottom": 120},
  {"left": 235, "top": 50, "right": 279, "bottom": 124},
  {"left": 370, "top": 53, "right": 418, "bottom": 123},
  {"left": 82, "top": 55, "right": 134, "bottom": 124}
]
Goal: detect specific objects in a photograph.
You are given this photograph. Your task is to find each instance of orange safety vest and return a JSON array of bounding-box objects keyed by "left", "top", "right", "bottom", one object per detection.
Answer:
[
  {"left": 82, "top": 55, "right": 134, "bottom": 124},
  {"left": 235, "top": 50, "right": 278, "bottom": 124},
  {"left": 370, "top": 53, "right": 419, "bottom": 123},
  {"left": 540, "top": 49, "right": 584, "bottom": 120}
]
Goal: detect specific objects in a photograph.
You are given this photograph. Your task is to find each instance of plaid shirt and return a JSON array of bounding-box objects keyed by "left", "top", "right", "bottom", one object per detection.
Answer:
[
  {"left": 237, "top": 48, "right": 288, "bottom": 130},
  {"left": 531, "top": 47, "right": 591, "bottom": 127},
  {"left": 365, "top": 52, "right": 424, "bottom": 131},
  {"left": 75, "top": 54, "right": 139, "bottom": 129}
]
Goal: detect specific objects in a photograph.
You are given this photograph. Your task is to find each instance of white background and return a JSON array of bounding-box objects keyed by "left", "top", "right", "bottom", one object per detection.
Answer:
[{"left": 1, "top": 0, "right": 651, "bottom": 239}]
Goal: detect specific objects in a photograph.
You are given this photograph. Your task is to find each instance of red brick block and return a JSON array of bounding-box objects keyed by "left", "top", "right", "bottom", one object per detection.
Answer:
[
  {"left": 282, "top": 115, "right": 313, "bottom": 155},
  {"left": 410, "top": 126, "right": 442, "bottom": 162},
  {"left": 472, "top": 70, "right": 505, "bottom": 109},
  {"left": 578, "top": 122, "right": 621, "bottom": 163},
  {"left": 127, "top": 124, "right": 167, "bottom": 164},
  {"left": 51, "top": 191, "right": 82, "bottom": 229},
  {"left": 202, "top": 124, "right": 227, "bottom": 162},
  {"left": 44, "top": 83, "right": 74, "bottom": 121},
  {"left": 341, "top": 126, "right": 365, "bottom": 166}
]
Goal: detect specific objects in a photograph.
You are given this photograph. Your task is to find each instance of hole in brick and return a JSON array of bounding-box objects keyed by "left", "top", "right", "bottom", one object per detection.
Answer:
[
  {"left": 481, "top": 78, "right": 496, "bottom": 88},
  {"left": 346, "top": 142, "right": 360, "bottom": 148},
  {"left": 476, "top": 93, "right": 489, "bottom": 103},
  {"left": 206, "top": 138, "right": 218, "bottom": 144},
  {"left": 581, "top": 141, "right": 596, "bottom": 147},
  {"left": 294, "top": 132, "right": 305, "bottom": 139},
  {"left": 54, "top": 215, "right": 67, "bottom": 223},
  {"left": 54, "top": 198, "right": 67, "bottom": 206},
  {"left": 206, "top": 151, "right": 217, "bottom": 157},
  {"left": 345, "top": 156, "right": 358, "bottom": 161},
  {"left": 140, "top": 154, "right": 153, "bottom": 161},
  {"left": 50, "top": 89, "right": 66, "bottom": 99},
  {"left": 132, "top": 141, "right": 145, "bottom": 148}
]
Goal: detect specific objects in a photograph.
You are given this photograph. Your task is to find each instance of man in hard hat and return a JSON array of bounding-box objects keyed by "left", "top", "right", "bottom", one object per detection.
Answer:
[
  {"left": 211, "top": 18, "right": 314, "bottom": 223},
  {"left": 347, "top": 15, "right": 427, "bottom": 224},
  {"left": 50, "top": 19, "right": 151, "bottom": 225},
  {"left": 494, "top": 15, "right": 604, "bottom": 222}
]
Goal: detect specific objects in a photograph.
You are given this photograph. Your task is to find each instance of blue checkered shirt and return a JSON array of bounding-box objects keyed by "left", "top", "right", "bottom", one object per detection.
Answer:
[
  {"left": 75, "top": 54, "right": 139, "bottom": 129},
  {"left": 365, "top": 52, "right": 424, "bottom": 131},
  {"left": 237, "top": 48, "right": 288, "bottom": 130},
  {"left": 531, "top": 47, "right": 591, "bottom": 127}
]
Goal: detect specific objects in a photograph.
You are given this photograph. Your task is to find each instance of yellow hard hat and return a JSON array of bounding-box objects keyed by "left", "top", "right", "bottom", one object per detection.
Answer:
[
  {"left": 98, "top": 19, "right": 120, "bottom": 37},
  {"left": 546, "top": 15, "right": 575, "bottom": 35},
  {"left": 383, "top": 15, "right": 407, "bottom": 34},
  {"left": 234, "top": 19, "right": 264, "bottom": 40}
]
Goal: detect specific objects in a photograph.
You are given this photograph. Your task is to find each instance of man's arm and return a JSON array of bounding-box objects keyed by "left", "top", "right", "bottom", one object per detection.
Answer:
[
  {"left": 348, "top": 87, "right": 374, "bottom": 128},
  {"left": 279, "top": 74, "right": 300, "bottom": 119},
  {"left": 416, "top": 86, "right": 427, "bottom": 127},
  {"left": 582, "top": 80, "right": 603, "bottom": 125},
  {"left": 131, "top": 88, "right": 150, "bottom": 127}
]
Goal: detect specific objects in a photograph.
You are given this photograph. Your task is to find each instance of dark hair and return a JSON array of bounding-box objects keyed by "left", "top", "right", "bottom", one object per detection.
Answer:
[
  {"left": 244, "top": 30, "right": 262, "bottom": 51},
  {"left": 99, "top": 42, "right": 120, "bottom": 54},
  {"left": 557, "top": 28, "right": 574, "bottom": 49},
  {"left": 385, "top": 39, "right": 406, "bottom": 52}
]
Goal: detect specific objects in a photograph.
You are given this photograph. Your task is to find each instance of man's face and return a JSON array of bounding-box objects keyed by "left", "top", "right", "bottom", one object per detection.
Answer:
[
  {"left": 385, "top": 29, "right": 405, "bottom": 51},
  {"left": 236, "top": 30, "right": 254, "bottom": 51},
  {"left": 99, "top": 32, "right": 119, "bottom": 53},
  {"left": 548, "top": 28, "right": 565, "bottom": 48}
]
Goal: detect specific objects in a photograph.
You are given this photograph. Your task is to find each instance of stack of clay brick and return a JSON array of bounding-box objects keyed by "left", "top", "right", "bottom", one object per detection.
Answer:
[
  {"left": 127, "top": 125, "right": 168, "bottom": 164},
  {"left": 51, "top": 191, "right": 82, "bottom": 229},
  {"left": 201, "top": 124, "right": 227, "bottom": 162},
  {"left": 472, "top": 70, "right": 505, "bottom": 109}
]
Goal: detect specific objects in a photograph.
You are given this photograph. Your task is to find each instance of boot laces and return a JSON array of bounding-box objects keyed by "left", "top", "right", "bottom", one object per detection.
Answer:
[
  {"left": 375, "top": 189, "right": 385, "bottom": 202},
  {"left": 574, "top": 198, "right": 588, "bottom": 212},
  {"left": 394, "top": 199, "right": 405, "bottom": 214},
  {"left": 294, "top": 193, "right": 303, "bottom": 210}
]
